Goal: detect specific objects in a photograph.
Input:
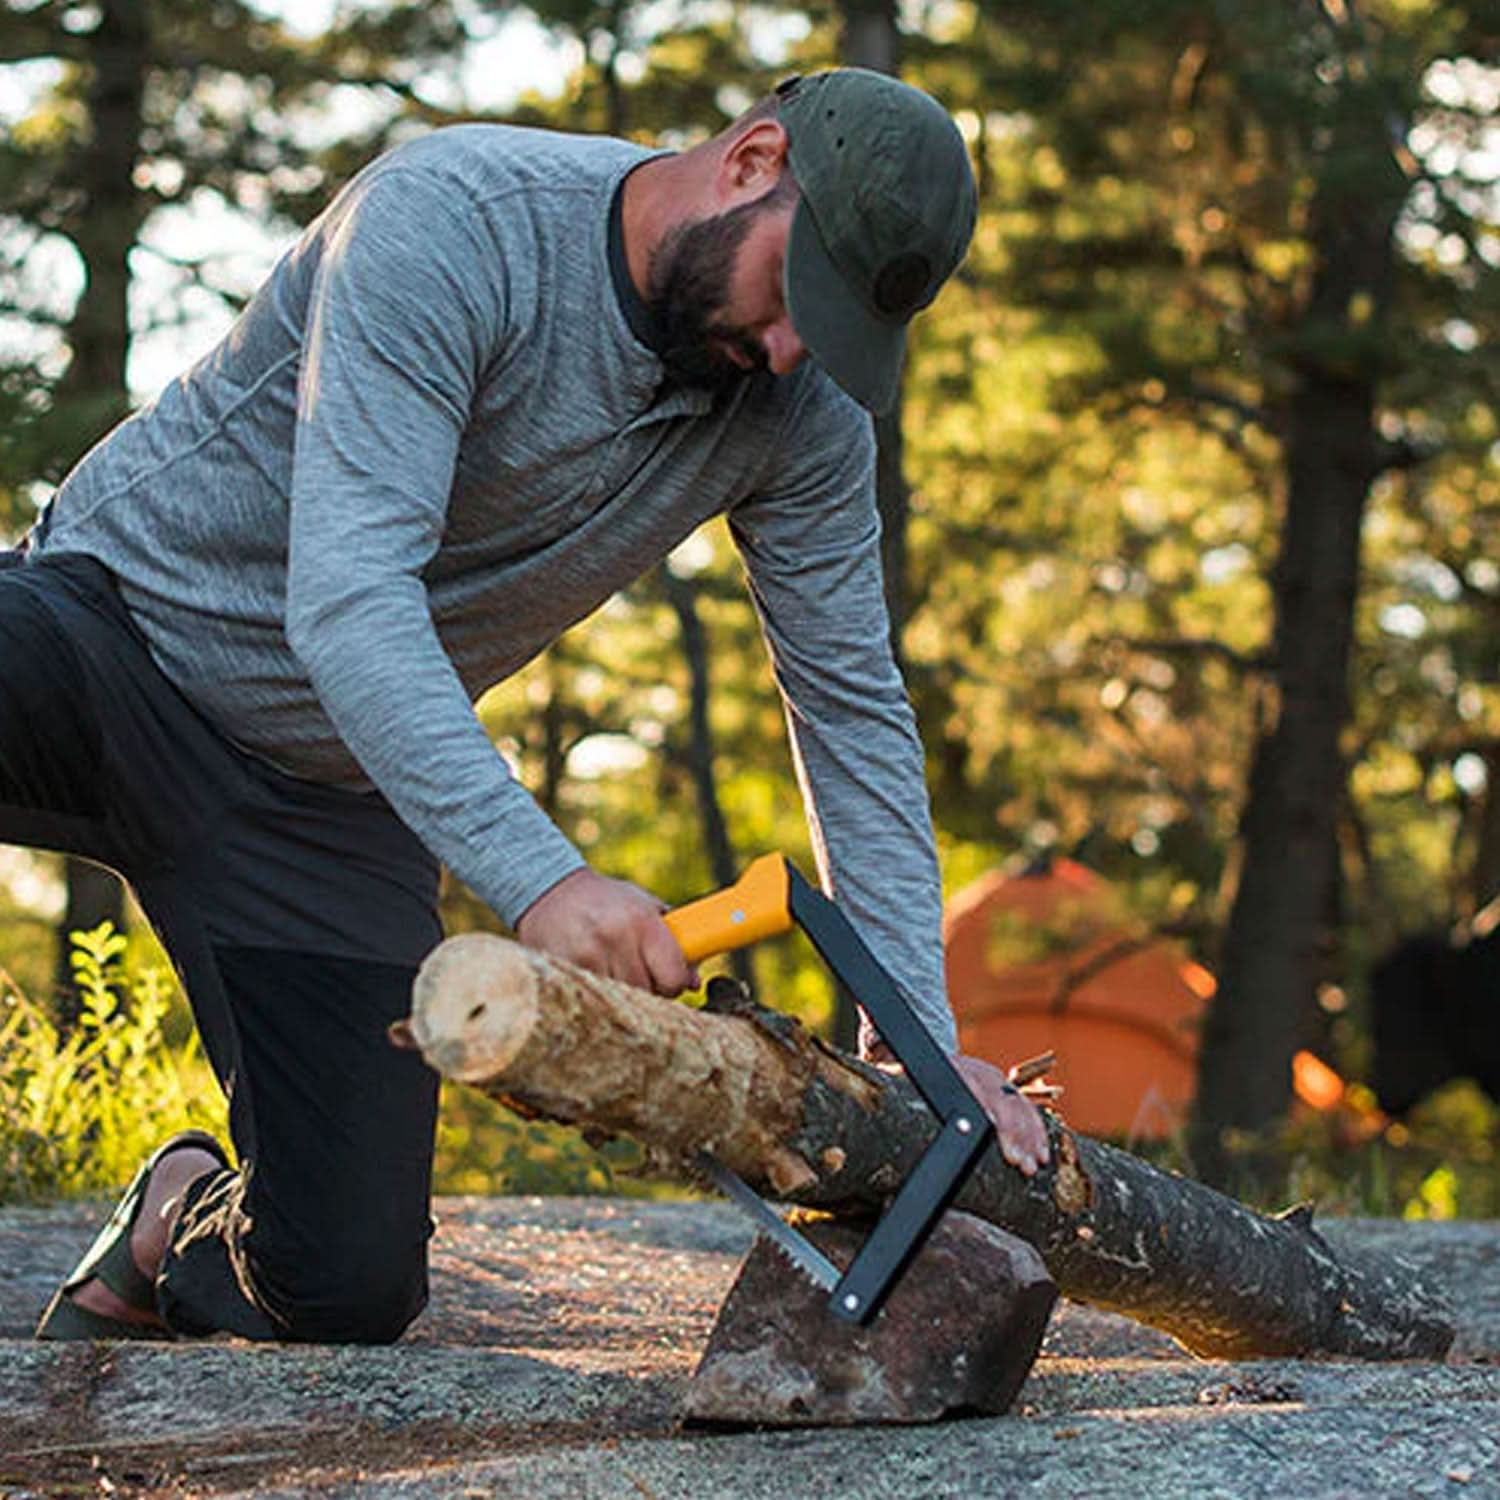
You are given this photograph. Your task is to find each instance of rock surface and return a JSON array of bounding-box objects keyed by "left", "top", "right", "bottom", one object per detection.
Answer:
[
  {"left": 685, "top": 1211, "right": 1057, "bottom": 1424},
  {"left": 0, "top": 1197, "right": 1496, "bottom": 1498}
]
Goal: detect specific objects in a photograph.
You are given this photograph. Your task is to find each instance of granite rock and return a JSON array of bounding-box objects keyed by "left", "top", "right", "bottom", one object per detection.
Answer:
[{"left": 684, "top": 1209, "right": 1057, "bottom": 1426}]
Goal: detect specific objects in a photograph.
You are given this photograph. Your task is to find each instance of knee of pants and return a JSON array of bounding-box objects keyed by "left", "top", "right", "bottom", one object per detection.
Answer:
[{"left": 265, "top": 1234, "right": 432, "bottom": 1345}]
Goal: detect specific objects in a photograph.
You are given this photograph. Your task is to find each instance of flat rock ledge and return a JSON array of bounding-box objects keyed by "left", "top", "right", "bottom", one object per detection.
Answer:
[{"left": 1, "top": 1197, "right": 1496, "bottom": 1499}]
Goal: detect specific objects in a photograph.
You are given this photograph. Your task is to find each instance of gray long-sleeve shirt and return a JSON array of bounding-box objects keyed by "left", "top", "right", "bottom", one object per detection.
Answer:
[{"left": 32, "top": 123, "right": 957, "bottom": 1053}]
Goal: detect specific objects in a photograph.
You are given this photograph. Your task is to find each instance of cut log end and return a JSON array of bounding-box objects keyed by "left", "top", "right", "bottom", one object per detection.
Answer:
[{"left": 410, "top": 932, "right": 541, "bottom": 1083}]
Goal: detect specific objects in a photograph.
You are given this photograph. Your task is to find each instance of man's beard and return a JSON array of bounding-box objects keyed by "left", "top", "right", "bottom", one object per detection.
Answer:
[{"left": 646, "top": 195, "right": 773, "bottom": 397}]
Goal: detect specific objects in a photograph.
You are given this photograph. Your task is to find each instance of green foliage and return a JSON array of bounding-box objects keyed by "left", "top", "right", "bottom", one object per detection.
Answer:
[
  {"left": 0, "top": 922, "right": 690, "bottom": 1205},
  {"left": 0, "top": 909, "right": 54, "bottom": 1007},
  {"left": 435, "top": 1083, "right": 681, "bottom": 1199},
  {"left": 0, "top": 0, "right": 502, "bottom": 533},
  {"left": 892, "top": 9, "right": 1500, "bottom": 1120},
  {"left": 1386, "top": 1083, "right": 1500, "bottom": 1219},
  {"left": 1132, "top": 1079, "right": 1498, "bottom": 1219},
  {"left": 0, "top": 925, "right": 224, "bottom": 1204},
  {"left": 3, "top": 1, "right": 1498, "bottom": 1206}
]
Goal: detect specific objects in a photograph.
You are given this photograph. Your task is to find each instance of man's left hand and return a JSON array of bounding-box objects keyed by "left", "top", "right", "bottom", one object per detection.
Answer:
[{"left": 952, "top": 1053, "right": 1051, "bottom": 1177}]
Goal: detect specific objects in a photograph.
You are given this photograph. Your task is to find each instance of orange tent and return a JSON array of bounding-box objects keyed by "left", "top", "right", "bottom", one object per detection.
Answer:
[{"left": 944, "top": 857, "right": 1215, "bottom": 1140}]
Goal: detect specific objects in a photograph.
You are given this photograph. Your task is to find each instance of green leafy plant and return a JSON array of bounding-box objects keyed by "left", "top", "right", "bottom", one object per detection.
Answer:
[
  {"left": 1, "top": 923, "right": 682, "bottom": 1204},
  {"left": 0, "top": 924, "right": 225, "bottom": 1204}
]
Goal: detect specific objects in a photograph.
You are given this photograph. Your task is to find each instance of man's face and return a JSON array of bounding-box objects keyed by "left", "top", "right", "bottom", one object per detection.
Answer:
[{"left": 647, "top": 186, "right": 807, "bottom": 396}]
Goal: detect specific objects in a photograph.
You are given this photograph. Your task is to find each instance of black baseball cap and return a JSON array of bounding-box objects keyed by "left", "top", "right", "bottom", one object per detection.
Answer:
[{"left": 777, "top": 70, "right": 978, "bottom": 416}]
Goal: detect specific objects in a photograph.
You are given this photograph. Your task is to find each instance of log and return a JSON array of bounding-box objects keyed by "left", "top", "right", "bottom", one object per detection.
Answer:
[{"left": 404, "top": 934, "right": 1456, "bottom": 1361}]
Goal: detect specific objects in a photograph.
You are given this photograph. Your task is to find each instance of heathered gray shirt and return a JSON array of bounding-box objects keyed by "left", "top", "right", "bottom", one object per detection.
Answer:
[{"left": 32, "top": 123, "right": 957, "bottom": 1053}]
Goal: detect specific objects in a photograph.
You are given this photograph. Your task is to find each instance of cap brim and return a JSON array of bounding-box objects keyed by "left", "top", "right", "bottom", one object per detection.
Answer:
[{"left": 784, "top": 202, "right": 905, "bottom": 417}]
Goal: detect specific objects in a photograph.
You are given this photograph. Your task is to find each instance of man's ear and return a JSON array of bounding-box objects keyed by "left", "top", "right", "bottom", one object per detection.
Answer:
[{"left": 716, "top": 119, "right": 791, "bottom": 208}]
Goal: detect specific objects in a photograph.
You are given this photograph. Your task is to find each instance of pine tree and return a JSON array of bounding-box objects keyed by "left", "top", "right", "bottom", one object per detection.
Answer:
[{"left": 896, "top": 0, "right": 1497, "bottom": 1185}]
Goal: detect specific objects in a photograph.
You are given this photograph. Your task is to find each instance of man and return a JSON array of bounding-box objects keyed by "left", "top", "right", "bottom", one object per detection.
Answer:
[{"left": 8, "top": 69, "right": 1048, "bottom": 1345}]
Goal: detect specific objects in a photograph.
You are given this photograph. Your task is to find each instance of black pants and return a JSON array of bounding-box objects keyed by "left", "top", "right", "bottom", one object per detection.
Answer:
[{"left": 0, "top": 552, "right": 443, "bottom": 1342}]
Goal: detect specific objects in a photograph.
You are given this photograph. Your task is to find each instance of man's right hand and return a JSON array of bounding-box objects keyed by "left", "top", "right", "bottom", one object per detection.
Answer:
[{"left": 516, "top": 867, "right": 698, "bottom": 997}]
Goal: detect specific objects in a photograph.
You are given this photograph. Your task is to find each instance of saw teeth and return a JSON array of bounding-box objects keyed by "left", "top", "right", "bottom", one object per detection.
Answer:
[{"left": 762, "top": 1234, "right": 826, "bottom": 1286}]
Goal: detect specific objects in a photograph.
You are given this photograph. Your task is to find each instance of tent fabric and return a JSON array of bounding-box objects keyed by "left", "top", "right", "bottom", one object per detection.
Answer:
[{"left": 944, "top": 858, "right": 1214, "bottom": 1140}]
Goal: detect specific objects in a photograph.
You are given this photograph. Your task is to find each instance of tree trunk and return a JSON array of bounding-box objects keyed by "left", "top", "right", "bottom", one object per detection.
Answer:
[
  {"left": 1192, "top": 77, "right": 1407, "bottom": 1186},
  {"left": 1192, "top": 382, "right": 1371, "bottom": 1186},
  {"left": 1466, "top": 743, "right": 1500, "bottom": 916},
  {"left": 49, "top": 0, "right": 151, "bottom": 1020},
  {"left": 406, "top": 935, "right": 1455, "bottom": 1362}
]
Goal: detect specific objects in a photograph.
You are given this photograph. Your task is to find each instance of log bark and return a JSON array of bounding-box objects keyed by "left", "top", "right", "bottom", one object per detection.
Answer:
[{"left": 405, "top": 934, "right": 1455, "bottom": 1362}]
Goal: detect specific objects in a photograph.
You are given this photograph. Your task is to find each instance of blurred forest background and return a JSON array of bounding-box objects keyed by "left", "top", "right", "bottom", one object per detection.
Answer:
[{"left": 1, "top": 0, "right": 1496, "bottom": 1212}]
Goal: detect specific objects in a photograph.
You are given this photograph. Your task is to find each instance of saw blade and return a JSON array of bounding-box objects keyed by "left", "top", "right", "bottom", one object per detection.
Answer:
[{"left": 695, "top": 1150, "right": 840, "bottom": 1293}]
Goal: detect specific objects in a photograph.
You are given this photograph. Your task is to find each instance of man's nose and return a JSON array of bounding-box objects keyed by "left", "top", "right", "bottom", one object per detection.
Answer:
[{"left": 762, "top": 319, "right": 806, "bottom": 375}]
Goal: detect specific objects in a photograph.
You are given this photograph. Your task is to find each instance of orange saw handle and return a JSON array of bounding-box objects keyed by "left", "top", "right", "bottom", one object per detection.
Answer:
[{"left": 663, "top": 853, "right": 794, "bottom": 964}]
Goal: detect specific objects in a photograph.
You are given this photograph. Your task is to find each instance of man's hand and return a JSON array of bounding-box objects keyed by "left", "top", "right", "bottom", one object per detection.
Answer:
[
  {"left": 953, "top": 1053, "right": 1051, "bottom": 1176},
  {"left": 516, "top": 868, "right": 698, "bottom": 997}
]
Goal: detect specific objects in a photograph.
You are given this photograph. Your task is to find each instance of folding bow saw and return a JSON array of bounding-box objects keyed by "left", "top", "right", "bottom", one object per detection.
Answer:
[{"left": 664, "top": 853, "right": 994, "bottom": 1324}]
